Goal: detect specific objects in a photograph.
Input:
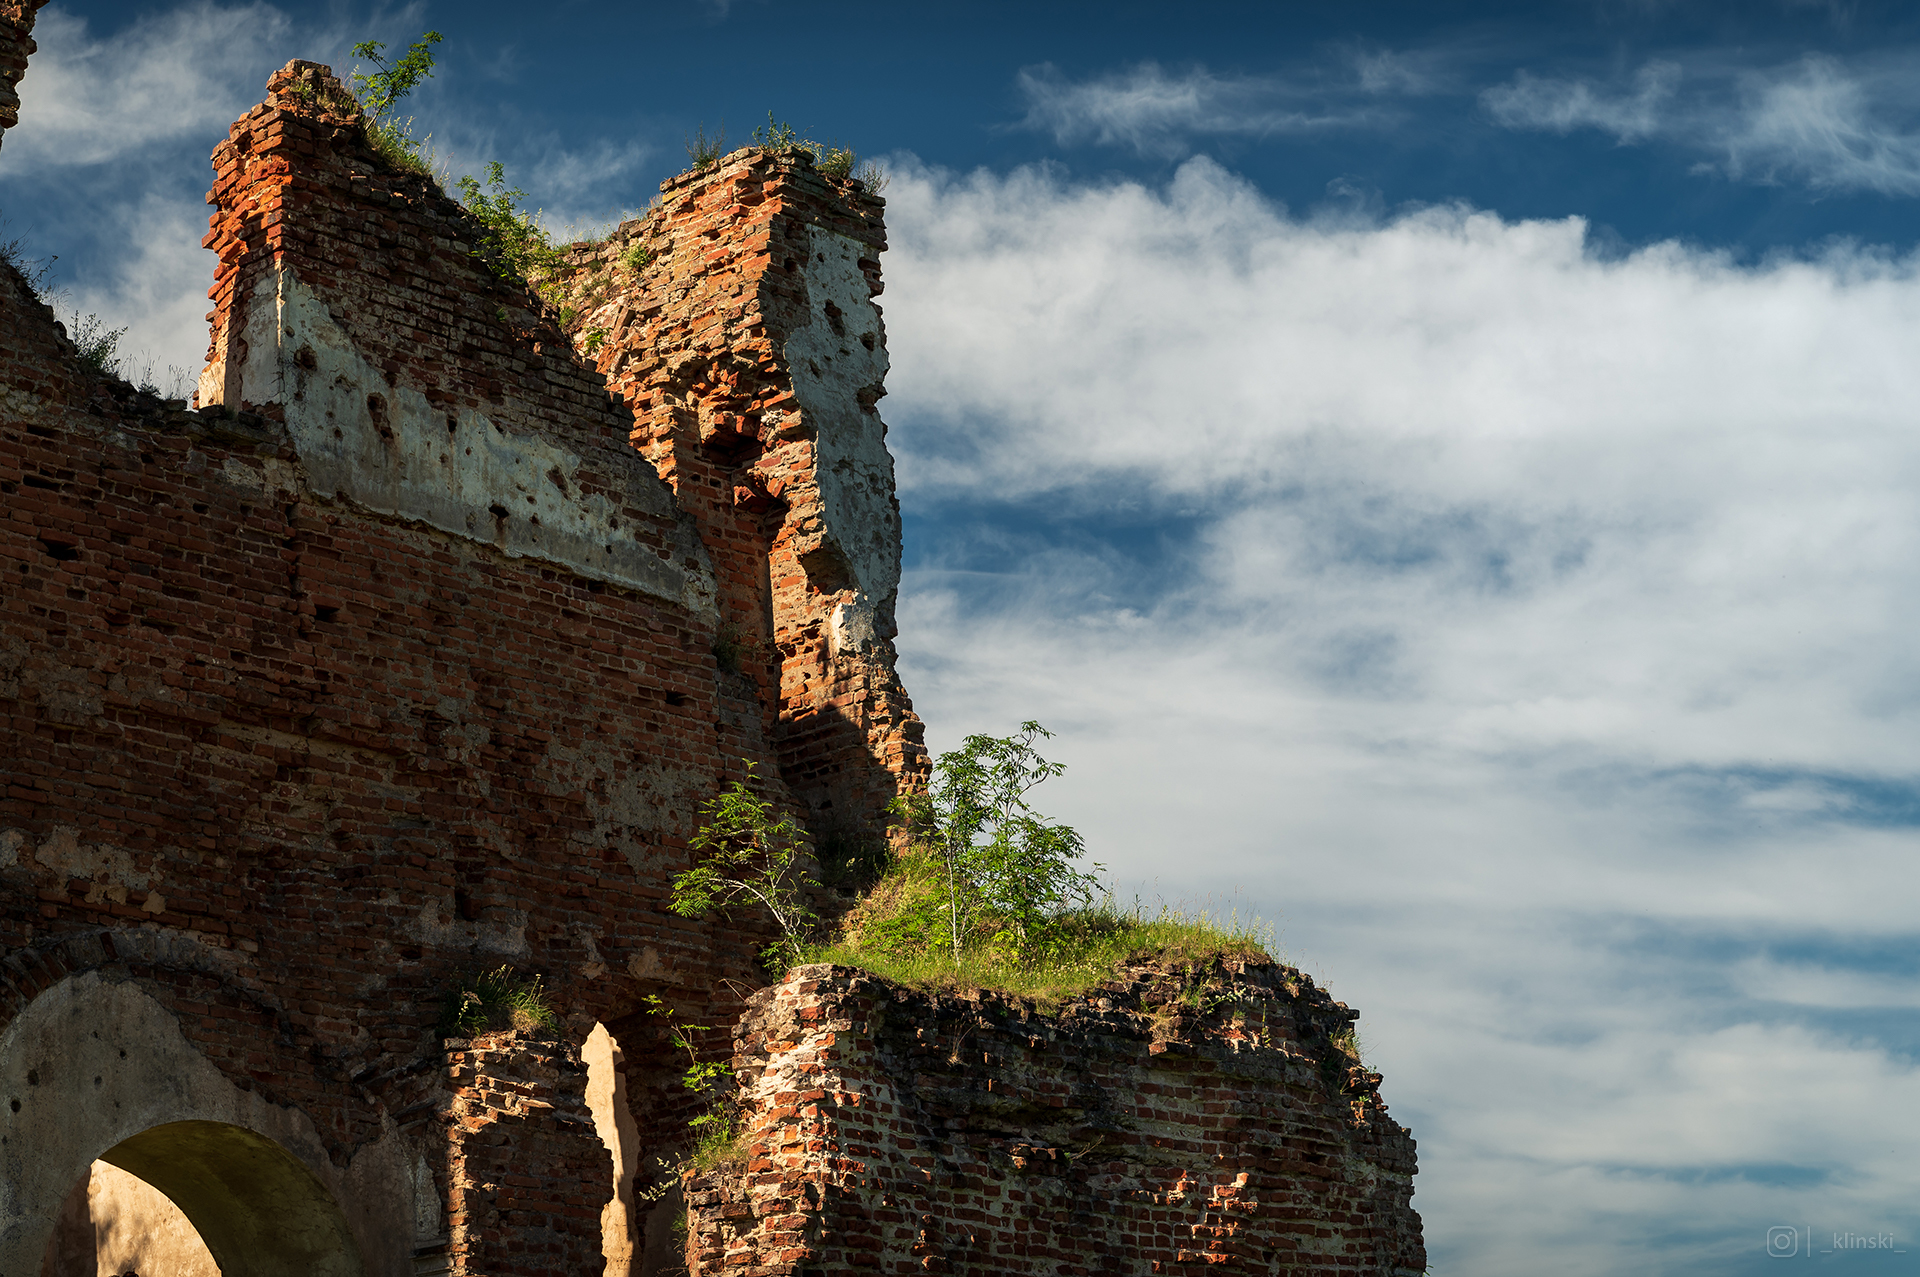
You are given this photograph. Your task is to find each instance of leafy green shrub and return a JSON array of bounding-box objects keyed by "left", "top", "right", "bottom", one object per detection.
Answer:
[
  {"left": 619, "top": 241, "right": 652, "bottom": 274},
  {"left": 440, "top": 965, "right": 557, "bottom": 1037},
  {"left": 457, "top": 161, "right": 569, "bottom": 302},
  {"left": 889, "top": 722, "right": 1100, "bottom": 961},
  {"left": 349, "top": 30, "right": 442, "bottom": 178},
  {"left": 670, "top": 763, "right": 818, "bottom": 970},
  {"left": 811, "top": 720, "right": 1275, "bottom": 1003}
]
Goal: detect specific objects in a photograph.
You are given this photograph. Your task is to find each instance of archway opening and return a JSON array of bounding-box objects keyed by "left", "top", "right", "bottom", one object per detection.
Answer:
[
  {"left": 37, "top": 1121, "right": 362, "bottom": 1277},
  {"left": 41, "top": 1159, "right": 219, "bottom": 1277}
]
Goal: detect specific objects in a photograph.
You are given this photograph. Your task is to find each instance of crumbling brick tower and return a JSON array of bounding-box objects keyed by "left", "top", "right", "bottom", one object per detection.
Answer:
[
  {"left": 555, "top": 151, "right": 929, "bottom": 849},
  {"left": 0, "top": 40, "right": 926, "bottom": 1277}
]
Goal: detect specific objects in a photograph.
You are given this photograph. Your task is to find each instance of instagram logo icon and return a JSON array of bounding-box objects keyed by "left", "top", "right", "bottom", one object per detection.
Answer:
[{"left": 1767, "top": 1226, "right": 1800, "bottom": 1258}]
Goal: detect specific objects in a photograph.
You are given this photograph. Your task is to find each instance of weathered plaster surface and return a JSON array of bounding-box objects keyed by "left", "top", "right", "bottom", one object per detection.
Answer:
[
  {"left": 216, "top": 267, "right": 717, "bottom": 615},
  {"left": 786, "top": 225, "right": 901, "bottom": 657}
]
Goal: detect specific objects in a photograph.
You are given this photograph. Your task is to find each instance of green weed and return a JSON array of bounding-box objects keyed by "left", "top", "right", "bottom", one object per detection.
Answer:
[
  {"left": 440, "top": 965, "right": 557, "bottom": 1037},
  {"left": 686, "top": 123, "right": 727, "bottom": 171},
  {"left": 65, "top": 311, "right": 126, "bottom": 376},
  {"left": 349, "top": 30, "right": 443, "bottom": 180},
  {"left": 458, "top": 161, "right": 570, "bottom": 309}
]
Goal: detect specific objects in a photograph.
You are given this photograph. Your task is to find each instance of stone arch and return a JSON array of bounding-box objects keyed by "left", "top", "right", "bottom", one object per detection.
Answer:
[
  {"left": 1, "top": 970, "right": 428, "bottom": 1277},
  {"left": 95, "top": 1121, "right": 361, "bottom": 1276},
  {"left": 40, "top": 1123, "right": 357, "bottom": 1277}
]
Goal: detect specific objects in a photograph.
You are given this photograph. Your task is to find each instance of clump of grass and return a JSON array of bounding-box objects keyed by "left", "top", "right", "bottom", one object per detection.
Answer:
[
  {"left": 5, "top": 220, "right": 170, "bottom": 388},
  {"left": 686, "top": 123, "right": 727, "bottom": 172},
  {"left": 685, "top": 1120, "right": 748, "bottom": 1173},
  {"left": 0, "top": 218, "right": 55, "bottom": 297},
  {"left": 749, "top": 113, "right": 885, "bottom": 190},
  {"left": 65, "top": 311, "right": 126, "bottom": 376},
  {"left": 440, "top": 965, "right": 558, "bottom": 1037},
  {"left": 365, "top": 115, "right": 441, "bottom": 181},
  {"left": 809, "top": 880, "right": 1276, "bottom": 1008}
]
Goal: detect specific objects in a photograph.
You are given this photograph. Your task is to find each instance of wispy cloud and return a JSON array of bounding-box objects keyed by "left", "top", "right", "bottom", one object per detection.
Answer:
[
  {"left": 1485, "top": 52, "right": 1920, "bottom": 195},
  {"left": 7, "top": 3, "right": 293, "bottom": 170},
  {"left": 1484, "top": 59, "right": 1680, "bottom": 140},
  {"left": 1012, "top": 59, "right": 1404, "bottom": 157}
]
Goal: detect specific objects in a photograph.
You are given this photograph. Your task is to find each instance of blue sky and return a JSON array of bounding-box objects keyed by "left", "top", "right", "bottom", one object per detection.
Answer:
[{"left": 10, "top": 2, "right": 1920, "bottom": 1273}]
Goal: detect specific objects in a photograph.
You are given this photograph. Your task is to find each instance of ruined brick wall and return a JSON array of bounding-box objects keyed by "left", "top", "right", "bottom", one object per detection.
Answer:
[
  {"left": 438, "top": 1033, "right": 608, "bottom": 1277},
  {"left": 0, "top": 0, "right": 47, "bottom": 148},
  {"left": 0, "top": 61, "right": 855, "bottom": 1277},
  {"left": 558, "top": 152, "right": 929, "bottom": 849},
  {"left": 685, "top": 961, "right": 1425, "bottom": 1276}
]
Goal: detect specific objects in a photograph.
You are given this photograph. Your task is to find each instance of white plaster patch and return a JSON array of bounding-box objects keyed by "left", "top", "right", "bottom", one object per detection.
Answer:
[
  {"left": 830, "top": 594, "right": 878, "bottom": 656},
  {"left": 216, "top": 455, "right": 296, "bottom": 496},
  {"left": 785, "top": 225, "right": 902, "bottom": 652},
  {"left": 31, "top": 826, "right": 150, "bottom": 905},
  {"left": 401, "top": 895, "right": 531, "bottom": 958},
  {"left": 222, "top": 267, "right": 716, "bottom": 615},
  {"left": 544, "top": 741, "right": 699, "bottom": 872}
]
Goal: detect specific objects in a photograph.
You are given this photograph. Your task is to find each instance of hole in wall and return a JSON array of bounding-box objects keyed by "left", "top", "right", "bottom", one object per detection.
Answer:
[
  {"left": 36, "top": 539, "right": 79, "bottom": 562},
  {"left": 583, "top": 1024, "right": 641, "bottom": 1277}
]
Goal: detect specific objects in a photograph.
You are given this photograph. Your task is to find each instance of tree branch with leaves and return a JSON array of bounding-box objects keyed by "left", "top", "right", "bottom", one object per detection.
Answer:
[
  {"left": 671, "top": 763, "right": 819, "bottom": 971},
  {"left": 348, "top": 30, "right": 442, "bottom": 175},
  {"left": 891, "top": 721, "right": 1101, "bottom": 961}
]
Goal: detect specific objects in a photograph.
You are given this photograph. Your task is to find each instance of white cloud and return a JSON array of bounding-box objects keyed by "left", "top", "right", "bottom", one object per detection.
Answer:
[
  {"left": 7, "top": 3, "right": 293, "bottom": 170},
  {"left": 1013, "top": 61, "right": 1397, "bottom": 157},
  {"left": 1483, "top": 59, "right": 1680, "bottom": 140},
  {"left": 879, "top": 155, "right": 1920, "bottom": 1270},
  {"left": 1485, "top": 52, "right": 1920, "bottom": 195},
  {"left": 60, "top": 191, "right": 220, "bottom": 395},
  {"left": 1723, "top": 55, "right": 1920, "bottom": 192}
]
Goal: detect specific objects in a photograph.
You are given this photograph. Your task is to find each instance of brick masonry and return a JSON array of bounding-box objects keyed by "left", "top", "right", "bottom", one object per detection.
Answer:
[
  {"left": 686, "top": 960, "right": 1425, "bottom": 1276},
  {"left": 1, "top": 59, "right": 919, "bottom": 1276},
  {"left": 437, "top": 1032, "right": 609, "bottom": 1277}
]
